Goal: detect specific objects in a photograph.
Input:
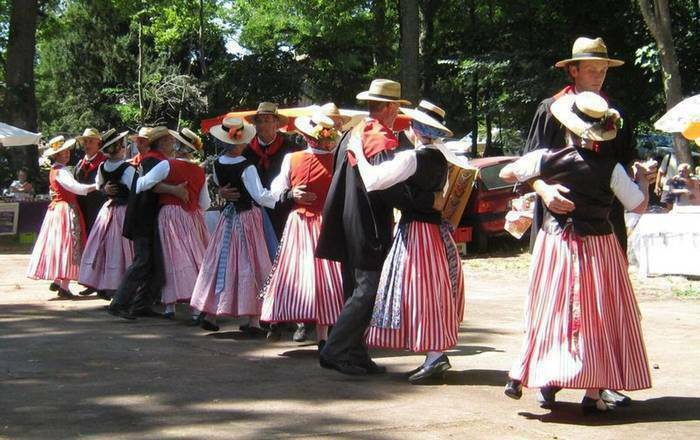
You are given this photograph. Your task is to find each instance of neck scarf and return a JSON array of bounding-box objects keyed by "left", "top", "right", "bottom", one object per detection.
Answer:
[{"left": 249, "top": 134, "right": 285, "bottom": 169}]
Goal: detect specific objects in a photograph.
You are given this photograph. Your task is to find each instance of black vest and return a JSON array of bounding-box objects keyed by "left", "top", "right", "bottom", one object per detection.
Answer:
[
  {"left": 100, "top": 162, "right": 131, "bottom": 206},
  {"left": 399, "top": 148, "right": 447, "bottom": 225},
  {"left": 214, "top": 159, "right": 254, "bottom": 212},
  {"left": 539, "top": 146, "right": 618, "bottom": 236},
  {"left": 122, "top": 155, "right": 163, "bottom": 239}
]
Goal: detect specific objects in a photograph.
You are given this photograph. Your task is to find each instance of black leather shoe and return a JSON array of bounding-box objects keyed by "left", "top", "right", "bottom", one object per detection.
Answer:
[
  {"left": 78, "top": 287, "right": 96, "bottom": 296},
  {"left": 162, "top": 312, "right": 174, "bottom": 320},
  {"left": 319, "top": 356, "right": 368, "bottom": 375},
  {"left": 107, "top": 305, "right": 135, "bottom": 320},
  {"left": 317, "top": 340, "right": 326, "bottom": 352},
  {"left": 504, "top": 379, "right": 523, "bottom": 400},
  {"left": 188, "top": 314, "right": 204, "bottom": 326},
  {"left": 49, "top": 282, "right": 59, "bottom": 292},
  {"left": 56, "top": 287, "right": 74, "bottom": 299},
  {"left": 132, "top": 308, "right": 162, "bottom": 318},
  {"left": 293, "top": 324, "right": 307, "bottom": 342},
  {"left": 200, "top": 319, "right": 220, "bottom": 332},
  {"left": 96, "top": 290, "right": 112, "bottom": 301},
  {"left": 600, "top": 389, "right": 631, "bottom": 407},
  {"left": 244, "top": 326, "right": 267, "bottom": 337},
  {"left": 537, "top": 386, "right": 561, "bottom": 408},
  {"left": 408, "top": 355, "right": 451, "bottom": 383},
  {"left": 582, "top": 396, "right": 612, "bottom": 415},
  {"left": 266, "top": 324, "right": 282, "bottom": 342},
  {"left": 360, "top": 359, "right": 387, "bottom": 374}
]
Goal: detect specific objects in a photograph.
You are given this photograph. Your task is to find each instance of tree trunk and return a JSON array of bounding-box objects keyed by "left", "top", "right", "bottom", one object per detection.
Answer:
[
  {"left": 470, "top": 71, "right": 478, "bottom": 157},
  {"left": 198, "top": 0, "right": 207, "bottom": 77},
  {"left": 3, "top": 0, "right": 39, "bottom": 132},
  {"left": 138, "top": 21, "right": 144, "bottom": 124},
  {"left": 637, "top": 0, "right": 692, "bottom": 164},
  {"left": 399, "top": 0, "right": 420, "bottom": 105},
  {"left": 419, "top": 0, "right": 442, "bottom": 96},
  {"left": 371, "top": 0, "right": 390, "bottom": 66}
]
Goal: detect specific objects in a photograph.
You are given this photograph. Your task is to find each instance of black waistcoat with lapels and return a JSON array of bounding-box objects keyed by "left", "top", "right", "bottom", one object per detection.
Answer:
[
  {"left": 214, "top": 159, "right": 254, "bottom": 211},
  {"left": 399, "top": 148, "right": 448, "bottom": 225},
  {"left": 100, "top": 162, "right": 131, "bottom": 206},
  {"left": 539, "top": 146, "right": 618, "bottom": 236}
]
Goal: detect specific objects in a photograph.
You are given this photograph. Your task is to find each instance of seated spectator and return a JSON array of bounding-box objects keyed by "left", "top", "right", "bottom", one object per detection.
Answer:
[
  {"left": 8, "top": 168, "right": 34, "bottom": 201},
  {"left": 660, "top": 163, "right": 699, "bottom": 208}
]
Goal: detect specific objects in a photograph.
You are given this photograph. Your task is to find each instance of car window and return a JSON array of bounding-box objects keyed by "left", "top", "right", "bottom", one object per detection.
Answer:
[{"left": 479, "top": 162, "right": 514, "bottom": 190}]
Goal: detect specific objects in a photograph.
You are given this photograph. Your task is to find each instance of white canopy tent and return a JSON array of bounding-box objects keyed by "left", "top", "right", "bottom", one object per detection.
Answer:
[{"left": 0, "top": 122, "right": 41, "bottom": 147}]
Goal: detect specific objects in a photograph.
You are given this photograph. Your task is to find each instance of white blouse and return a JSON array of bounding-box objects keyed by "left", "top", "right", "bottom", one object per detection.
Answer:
[
  {"left": 213, "top": 155, "right": 277, "bottom": 209},
  {"left": 95, "top": 159, "right": 136, "bottom": 188},
  {"left": 269, "top": 147, "right": 332, "bottom": 196},
  {"left": 54, "top": 167, "right": 95, "bottom": 195},
  {"left": 135, "top": 158, "right": 211, "bottom": 210}
]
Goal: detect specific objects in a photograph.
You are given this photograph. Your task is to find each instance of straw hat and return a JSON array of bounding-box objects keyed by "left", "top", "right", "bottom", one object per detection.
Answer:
[
  {"left": 169, "top": 128, "right": 203, "bottom": 153},
  {"left": 294, "top": 113, "right": 339, "bottom": 141},
  {"left": 100, "top": 128, "right": 116, "bottom": 142},
  {"left": 400, "top": 100, "right": 453, "bottom": 138},
  {"left": 147, "top": 126, "right": 171, "bottom": 144},
  {"left": 129, "top": 126, "right": 153, "bottom": 142},
  {"left": 555, "top": 37, "right": 624, "bottom": 68},
  {"left": 318, "top": 102, "right": 352, "bottom": 125},
  {"left": 210, "top": 117, "right": 256, "bottom": 145},
  {"left": 43, "top": 138, "right": 77, "bottom": 158},
  {"left": 47, "top": 135, "right": 65, "bottom": 149},
  {"left": 76, "top": 128, "right": 102, "bottom": 141},
  {"left": 356, "top": 79, "right": 411, "bottom": 105},
  {"left": 100, "top": 130, "right": 129, "bottom": 153},
  {"left": 244, "top": 102, "right": 289, "bottom": 126},
  {"left": 551, "top": 91, "right": 621, "bottom": 141}
]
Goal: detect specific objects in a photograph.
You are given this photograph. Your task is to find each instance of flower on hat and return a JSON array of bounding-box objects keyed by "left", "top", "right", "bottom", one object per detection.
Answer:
[
  {"left": 311, "top": 124, "right": 339, "bottom": 141},
  {"left": 600, "top": 111, "right": 623, "bottom": 132},
  {"left": 228, "top": 126, "right": 245, "bottom": 141}
]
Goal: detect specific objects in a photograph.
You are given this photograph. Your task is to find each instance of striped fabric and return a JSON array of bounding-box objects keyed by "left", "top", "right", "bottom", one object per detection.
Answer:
[
  {"left": 509, "top": 229, "right": 652, "bottom": 391},
  {"left": 190, "top": 206, "right": 270, "bottom": 317},
  {"left": 260, "top": 211, "right": 344, "bottom": 325},
  {"left": 27, "top": 202, "right": 84, "bottom": 282},
  {"left": 365, "top": 221, "right": 465, "bottom": 352}
]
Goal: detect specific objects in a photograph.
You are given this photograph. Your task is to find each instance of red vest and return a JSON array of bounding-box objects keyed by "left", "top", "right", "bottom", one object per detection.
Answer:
[
  {"left": 289, "top": 151, "right": 333, "bottom": 215},
  {"left": 49, "top": 165, "right": 79, "bottom": 206},
  {"left": 159, "top": 159, "right": 206, "bottom": 212},
  {"left": 347, "top": 118, "right": 399, "bottom": 166}
]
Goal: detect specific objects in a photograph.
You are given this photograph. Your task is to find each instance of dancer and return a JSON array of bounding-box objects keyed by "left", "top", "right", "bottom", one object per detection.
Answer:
[
  {"left": 261, "top": 112, "right": 345, "bottom": 349},
  {"left": 27, "top": 136, "right": 97, "bottom": 298},
  {"left": 78, "top": 131, "right": 135, "bottom": 299},
  {"left": 349, "top": 101, "right": 468, "bottom": 382},
  {"left": 501, "top": 92, "right": 652, "bottom": 414},
  {"left": 190, "top": 118, "right": 277, "bottom": 334},
  {"left": 135, "top": 128, "right": 210, "bottom": 319}
]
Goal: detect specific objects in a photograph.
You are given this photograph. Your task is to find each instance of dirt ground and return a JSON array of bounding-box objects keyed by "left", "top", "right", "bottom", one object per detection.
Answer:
[{"left": 1, "top": 242, "right": 699, "bottom": 439}]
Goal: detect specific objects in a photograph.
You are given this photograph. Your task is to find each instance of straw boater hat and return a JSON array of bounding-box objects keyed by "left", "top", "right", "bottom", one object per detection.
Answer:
[
  {"left": 318, "top": 103, "right": 352, "bottom": 125},
  {"left": 210, "top": 117, "right": 256, "bottom": 145},
  {"left": 147, "top": 126, "right": 171, "bottom": 144},
  {"left": 43, "top": 137, "right": 77, "bottom": 158},
  {"left": 100, "top": 130, "right": 129, "bottom": 154},
  {"left": 76, "top": 128, "right": 101, "bottom": 142},
  {"left": 551, "top": 91, "right": 621, "bottom": 141},
  {"left": 129, "top": 126, "right": 153, "bottom": 142},
  {"left": 244, "top": 102, "right": 289, "bottom": 126},
  {"left": 100, "top": 128, "right": 116, "bottom": 142},
  {"left": 400, "top": 100, "right": 454, "bottom": 138},
  {"left": 169, "top": 128, "right": 203, "bottom": 153},
  {"left": 555, "top": 37, "right": 624, "bottom": 68},
  {"left": 295, "top": 113, "right": 338, "bottom": 141},
  {"left": 356, "top": 79, "right": 411, "bottom": 105}
]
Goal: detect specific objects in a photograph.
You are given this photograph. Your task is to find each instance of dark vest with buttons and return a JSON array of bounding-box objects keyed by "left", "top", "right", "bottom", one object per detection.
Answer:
[
  {"left": 399, "top": 148, "right": 448, "bottom": 225},
  {"left": 539, "top": 146, "right": 618, "bottom": 236},
  {"left": 99, "top": 162, "right": 131, "bottom": 206},
  {"left": 214, "top": 159, "right": 254, "bottom": 212}
]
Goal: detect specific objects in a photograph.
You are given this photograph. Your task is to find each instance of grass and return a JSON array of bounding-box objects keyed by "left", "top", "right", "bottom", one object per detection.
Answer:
[{"left": 672, "top": 285, "right": 700, "bottom": 298}]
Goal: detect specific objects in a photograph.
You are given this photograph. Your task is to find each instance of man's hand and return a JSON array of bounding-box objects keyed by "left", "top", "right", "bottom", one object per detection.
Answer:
[
  {"left": 634, "top": 160, "right": 658, "bottom": 186},
  {"left": 218, "top": 184, "right": 241, "bottom": 202},
  {"left": 291, "top": 184, "right": 317, "bottom": 205},
  {"left": 103, "top": 181, "right": 119, "bottom": 196},
  {"left": 534, "top": 180, "right": 575, "bottom": 214},
  {"left": 171, "top": 182, "right": 189, "bottom": 203}
]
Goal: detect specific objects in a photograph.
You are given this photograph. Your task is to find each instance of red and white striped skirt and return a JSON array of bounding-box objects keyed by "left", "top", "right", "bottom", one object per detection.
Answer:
[
  {"left": 261, "top": 211, "right": 344, "bottom": 325},
  {"left": 27, "top": 201, "right": 85, "bottom": 282},
  {"left": 365, "top": 221, "right": 465, "bottom": 352},
  {"left": 158, "top": 206, "right": 209, "bottom": 305},
  {"left": 78, "top": 203, "right": 134, "bottom": 291},
  {"left": 190, "top": 206, "right": 270, "bottom": 317},
  {"left": 509, "top": 230, "right": 652, "bottom": 391}
]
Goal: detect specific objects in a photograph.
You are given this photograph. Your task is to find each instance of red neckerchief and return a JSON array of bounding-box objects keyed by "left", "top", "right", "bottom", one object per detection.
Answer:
[
  {"left": 248, "top": 134, "right": 285, "bottom": 170},
  {"left": 347, "top": 118, "right": 399, "bottom": 166},
  {"left": 552, "top": 85, "right": 610, "bottom": 153},
  {"left": 129, "top": 153, "right": 142, "bottom": 166},
  {"left": 140, "top": 149, "right": 167, "bottom": 162},
  {"left": 77, "top": 151, "right": 106, "bottom": 177}
]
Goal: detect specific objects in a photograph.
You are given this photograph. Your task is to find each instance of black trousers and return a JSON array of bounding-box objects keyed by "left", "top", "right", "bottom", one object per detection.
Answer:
[
  {"left": 111, "top": 232, "right": 164, "bottom": 311},
  {"left": 321, "top": 263, "right": 380, "bottom": 364}
]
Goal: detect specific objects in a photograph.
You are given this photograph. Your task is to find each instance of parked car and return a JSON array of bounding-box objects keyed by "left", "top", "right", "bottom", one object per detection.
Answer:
[{"left": 456, "top": 156, "right": 529, "bottom": 252}]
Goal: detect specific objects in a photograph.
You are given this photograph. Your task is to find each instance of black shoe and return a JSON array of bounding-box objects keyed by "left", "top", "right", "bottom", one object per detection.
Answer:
[
  {"left": 49, "top": 282, "right": 59, "bottom": 292},
  {"left": 266, "top": 324, "right": 282, "bottom": 342},
  {"left": 408, "top": 355, "right": 451, "bottom": 383},
  {"left": 107, "top": 305, "right": 135, "bottom": 320},
  {"left": 96, "top": 290, "right": 111, "bottom": 301},
  {"left": 581, "top": 396, "right": 612, "bottom": 415},
  {"left": 600, "top": 389, "right": 631, "bottom": 407},
  {"left": 360, "top": 359, "right": 387, "bottom": 374},
  {"left": 162, "top": 312, "right": 174, "bottom": 320},
  {"left": 319, "top": 356, "right": 368, "bottom": 376},
  {"left": 537, "top": 386, "right": 561, "bottom": 408},
  {"left": 504, "top": 379, "right": 523, "bottom": 400},
  {"left": 56, "top": 287, "right": 74, "bottom": 299},
  {"left": 293, "top": 324, "right": 307, "bottom": 342},
  {"left": 245, "top": 326, "right": 267, "bottom": 337},
  {"left": 200, "top": 319, "right": 220, "bottom": 332},
  {"left": 132, "top": 308, "right": 162, "bottom": 318},
  {"left": 78, "top": 287, "right": 96, "bottom": 296},
  {"left": 189, "top": 314, "right": 204, "bottom": 326},
  {"left": 317, "top": 340, "right": 326, "bottom": 352}
]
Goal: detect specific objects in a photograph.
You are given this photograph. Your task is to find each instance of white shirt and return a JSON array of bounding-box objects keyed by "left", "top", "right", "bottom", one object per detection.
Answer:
[
  {"left": 511, "top": 149, "right": 644, "bottom": 211},
  {"left": 269, "top": 147, "right": 332, "bottom": 197},
  {"left": 54, "top": 167, "right": 95, "bottom": 195},
  {"left": 213, "top": 155, "right": 277, "bottom": 209},
  {"left": 95, "top": 159, "right": 136, "bottom": 188},
  {"left": 135, "top": 159, "right": 211, "bottom": 210},
  {"left": 347, "top": 130, "right": 418, "bottom": 191}
]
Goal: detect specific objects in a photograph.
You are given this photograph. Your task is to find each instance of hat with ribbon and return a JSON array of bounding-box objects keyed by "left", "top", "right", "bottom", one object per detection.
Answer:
[
  {"left": 295, "top": 113, "right": 339, "bottom": 141},
  {"left": 244, "top": 102, "right": 289, "bottom": 126},
  {"left": 555, "top": 37, "right": 624, "bottom": 68},
  {"left": 551, "top": 91, "right": 621, "bottom": 141},
  {"left": 400, "top": 100, "right": 453, "bottom": 138},
  {"left": 100, "top": 130, "right": 129, "bottom": 154},
  {"left": 356, "top": 79, "right": 412, "bottom": 105},
  {"left": 43, "top": 137, "right": 77, "bottom": 158},
  {"left": 210, "top": 117, "right": 256, "bottom": 145},
  {"left": 169, "top": 128, "right": 204, "bottom": 153}
]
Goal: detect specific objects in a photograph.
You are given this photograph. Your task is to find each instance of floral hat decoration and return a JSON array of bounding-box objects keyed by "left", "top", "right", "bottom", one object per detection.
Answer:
[{"left": 551, "top": 91, "right": 622, "bottom": 142}]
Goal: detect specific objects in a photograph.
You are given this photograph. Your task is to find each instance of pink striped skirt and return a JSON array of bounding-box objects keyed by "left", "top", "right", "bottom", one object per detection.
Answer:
[
  {"left": 365, "top": 221, "right": 465, "bottom": 352},
  {"left": 509, "top": 230, "right": 652, "bottom": 391},
  {"left": 78, "top": 203, "right": 134, "bottom": 291},
  {"left": 190, "top": 206, "right": 270, "bottom": 317},
  {"left": 158, "top": 205, "right": 209, "bottom": 305},
  {"left": 261, "top": 211, "right": 344, "bottom": 325},
  {"left": 27, "top": 201, "right": 84, "bottom": 282}
]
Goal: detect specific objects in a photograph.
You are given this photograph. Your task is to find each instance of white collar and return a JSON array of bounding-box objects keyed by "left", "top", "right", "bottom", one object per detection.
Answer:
[
  {"left": 257, "top": 134, "right": 278, "bottom": 146},
  {"left": 306, "top": 146, "right": 332, "bottom": 155},
  {"left": 218, "top": 155, "right": 246, "bottom": 164}
]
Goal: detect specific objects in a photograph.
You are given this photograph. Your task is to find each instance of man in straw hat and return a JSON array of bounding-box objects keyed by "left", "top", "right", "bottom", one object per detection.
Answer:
[
  {"left": 316, "top": 79, "right": 418, "bottom": 375},
  {"left": 127, "top": 126, "right": 154, "bottom": 166}
]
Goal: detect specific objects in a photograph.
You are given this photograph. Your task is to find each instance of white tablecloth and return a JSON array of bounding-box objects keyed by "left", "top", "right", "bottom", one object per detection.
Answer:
[{"left": 628, "top": 211, "right": 700, "bottom": 278}]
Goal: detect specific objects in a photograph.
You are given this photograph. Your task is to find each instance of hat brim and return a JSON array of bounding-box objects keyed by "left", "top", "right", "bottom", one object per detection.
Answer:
[
  {"left": 148, "top": 130, "right": 172, "bottom": 144},
  {"left": 128, "top": 134, "right": 150, "bottom": 142},
  {"left": 356, "top": 91, "right": 411, "bottom": 105},
  {"left": 294, "top": 116, "right": 339, "bottom": 140},
  {"left": 555, "top": 57, "right": 625, "bottom": 68},
  {"left": 101, "top": 131, "right": 129, "bottom": 152},
  {"left": 75, "top": 135, "right": 101, "bottom": 142},
  {"left": 551, "top": 94, "right": 618, "bottom": 142},
  {"left": 210, "top": 123, "right": 256, "bottom": 145},
  {"left": 44, "top": 139, "right": 77, "bottom": 158},
  {"left": 244, "top": 113, "right": 289, "bottom": 126},
  {"left": 400, "top": 107, "right": 454, "bottom": 138},
  {"left": 168, "top": 129, "right": 199, "bottom": 153}
]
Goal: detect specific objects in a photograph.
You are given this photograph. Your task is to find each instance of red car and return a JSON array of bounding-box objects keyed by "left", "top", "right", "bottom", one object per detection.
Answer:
[{"left": 456, "top": 156, "right": 527, "bottom": 252}]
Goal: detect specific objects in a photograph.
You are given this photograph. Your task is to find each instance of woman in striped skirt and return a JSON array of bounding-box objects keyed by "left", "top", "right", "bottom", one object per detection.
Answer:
[
  {"left": 500, "top": 92, "right": 652, "bottom": 414},
  {"left": 260, "top": 112, "right": 345, "bottom": 350},
  {"left": 350, "top": 101, "right": 470, "bottom": 383}
]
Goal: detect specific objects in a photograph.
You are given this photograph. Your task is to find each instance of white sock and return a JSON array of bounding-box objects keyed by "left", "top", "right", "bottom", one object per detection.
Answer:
[
  {"left": 58, "top": 279, "right": 70, "bottom": 290},
  {"left": 316, "top": 325, "right": 328, "bottom": 341},
  {"left": 424, "top": 351, "right": 443, "bottom": 366},
  {"left": 249, "top": 316, "right": 260, "bottom": 328},
  {"left": 190, "top": 308, "right": 200, "bottom": 319},
  {"left": 165, "top": 304, "right": 175, "bottom": 314}
]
